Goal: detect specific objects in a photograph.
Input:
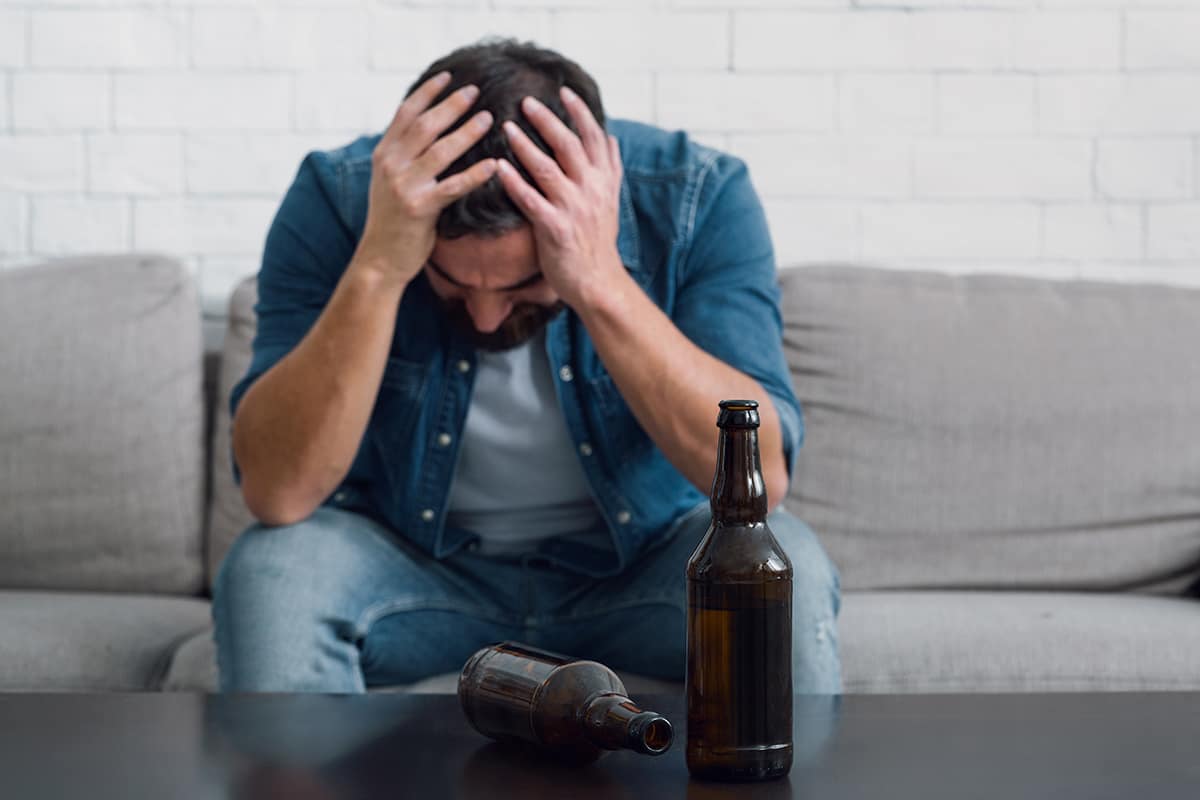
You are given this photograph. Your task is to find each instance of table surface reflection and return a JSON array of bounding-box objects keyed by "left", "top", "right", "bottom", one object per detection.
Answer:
[{"left": 1, "top": 691, "right": 1198, "bottom": 799}]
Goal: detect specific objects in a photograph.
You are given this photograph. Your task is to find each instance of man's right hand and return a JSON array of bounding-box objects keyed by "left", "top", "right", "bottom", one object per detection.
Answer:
[{"left": 353, "top": 71, "right": 499, "bottom": 285}]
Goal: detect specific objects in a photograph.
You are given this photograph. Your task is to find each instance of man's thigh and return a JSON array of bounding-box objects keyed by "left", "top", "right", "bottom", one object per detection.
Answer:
[{"left": 213, "top": 507, "right": 517, "bottom": 690}]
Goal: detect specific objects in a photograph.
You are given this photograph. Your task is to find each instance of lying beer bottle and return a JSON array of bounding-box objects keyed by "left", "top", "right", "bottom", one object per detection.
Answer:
[
  {"left": 458, "top": 641, "right": 674, "bottom": 764},
  {"left": 686, "top": 399, "right": 794, "bottom": 781}
]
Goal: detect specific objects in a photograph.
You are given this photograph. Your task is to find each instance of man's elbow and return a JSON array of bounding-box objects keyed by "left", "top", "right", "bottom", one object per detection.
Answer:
[
  {"left": 240, "top": 478, "right": 319, "bottom": 528},
  {"left": 766, "top": 470, "right": 790, "bottom": 514},
  {"left": 232, "top": 419, "right": 321, "bottom": 527}
]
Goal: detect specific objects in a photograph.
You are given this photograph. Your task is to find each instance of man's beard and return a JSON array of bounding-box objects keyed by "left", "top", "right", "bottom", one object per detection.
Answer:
[{"left": 442, "top": 298, "right": 567, "bottom": 352}]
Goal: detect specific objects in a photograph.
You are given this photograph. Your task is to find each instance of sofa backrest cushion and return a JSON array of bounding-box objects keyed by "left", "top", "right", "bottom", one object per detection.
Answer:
[
  {"left": 0, "top": 255, "right": 205, "bottom": 595},
  {"left": 206, "top": 276, "right": 258, "bottom": 589},
  {"left": 781, "top": 265, "right": 1200, "bottom": 592}
]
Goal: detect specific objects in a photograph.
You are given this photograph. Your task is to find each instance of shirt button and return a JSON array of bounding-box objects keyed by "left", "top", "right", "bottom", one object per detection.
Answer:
[
  {"left": 456, "top": 360, "right": 471, "bottom": 373},
  {"left": 578, "top": 442, "right": 593, "bottom": 456},
  {"left": 467, "top": 541, "right": 480, "bottom": 553},
  {"left": 333, "top": 491, "right": 346, "bottom": 503},
  {"left": 559, "top": 365, "right": 574, "bottom": 382},
  {"left": 616, "top": 510, "right": 632, "bottom": 525},
  {"left": 437, "top": 432, "right": 452, "bottom": 447},
  {"left": 420, "top": 509, "right": 435, "bottom": 522}
]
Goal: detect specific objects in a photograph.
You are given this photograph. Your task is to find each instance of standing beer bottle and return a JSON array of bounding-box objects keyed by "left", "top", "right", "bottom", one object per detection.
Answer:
[
  {"left": 458, "top": 641, "right": 674, "bottom": 764},
  {"left": 686, "top": 399, "right": 793, "bottom": 781}
]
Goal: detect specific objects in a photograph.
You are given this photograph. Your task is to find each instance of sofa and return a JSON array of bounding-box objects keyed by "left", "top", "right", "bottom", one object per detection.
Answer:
[{"left": 2, "top": 253, "right": 1198, "bottom": 694}]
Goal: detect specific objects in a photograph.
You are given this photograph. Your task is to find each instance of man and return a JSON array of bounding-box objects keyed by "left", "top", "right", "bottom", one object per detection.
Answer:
[{"left": 214, "top": 38, "right": 841, "bottom": 693}]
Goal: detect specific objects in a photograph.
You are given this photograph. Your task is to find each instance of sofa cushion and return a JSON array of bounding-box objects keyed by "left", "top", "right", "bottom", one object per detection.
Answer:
[
  {"left": 0, "top": 590, "right": 211, "bottom": 691},
  {"left": 839, "top": 591, "right": 1200, "bottom": 693},
  {"left": 781, "top": 265, "right": 1200, "bottom": 592},
  {"left": 166, "top": 593, "right": 1200, "bottom": 695},
  {"left": 206, "top": 276, "right": 259, "bottom": 588},
  {"left": 163, "top": 626, "right": 683, "bottom": 696},
  {"left": 161, "top": 626, "right": 219, "bottom": 692},
  {"left": 0, "top": 254, "right": 205, "bottom": 595}
]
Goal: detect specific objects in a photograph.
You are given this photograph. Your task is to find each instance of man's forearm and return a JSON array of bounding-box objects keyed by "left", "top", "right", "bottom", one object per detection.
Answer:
[
  {"left": 575, "top": 265, "right": 791, "bottom": 508},
  {"left": 232, "top": 258, "right": 410, "bottom": 526}
]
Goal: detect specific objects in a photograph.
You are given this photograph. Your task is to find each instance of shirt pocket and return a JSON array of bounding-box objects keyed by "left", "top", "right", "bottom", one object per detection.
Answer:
[
  {"left": 373, "top": 355, "right": 429, "bottom": 448},
  {"left": 588, "top": 371, "right": 648, "bottom": 467}
]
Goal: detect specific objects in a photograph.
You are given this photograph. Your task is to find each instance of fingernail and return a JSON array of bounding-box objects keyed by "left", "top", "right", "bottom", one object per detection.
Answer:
[
  {"left": 503, "top": 120, "right": 518, "bottom": 137},
  {"left": 461, "top": 84, "right": 479, "bottom": 99},
  {"left": 522, "top": 95, "right": 542, "bottom": 111},
  {"left": 560, "top": 85, "right": 577, "bottom": 102},
  {"left": 434, "top": 71, "right": 451, "bottom": 84},
  {"left": 475, "top": 110, "right": 492, "bottom": 128}
]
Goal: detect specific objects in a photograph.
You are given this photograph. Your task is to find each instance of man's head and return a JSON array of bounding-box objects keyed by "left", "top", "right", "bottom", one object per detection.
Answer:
[
  {"left": 400, "top": 39, "right": 607, "bottom": 351},
  {"left": 426, "top": 226, "right": 567, "bottom": 352}
]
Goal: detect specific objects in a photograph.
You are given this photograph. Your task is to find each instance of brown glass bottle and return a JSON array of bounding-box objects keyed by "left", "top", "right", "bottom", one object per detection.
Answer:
[
  {"left": 686, "top": 399, "right": 794, "bottom": 782},
  {"left": 457, "top": 641, "right": 673, "bottom": 764}
]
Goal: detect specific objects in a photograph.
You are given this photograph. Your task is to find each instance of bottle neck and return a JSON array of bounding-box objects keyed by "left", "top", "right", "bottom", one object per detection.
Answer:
[
  {"left": 710, "top": 425, "right": 768, "bottom": 525},
  {"left": 580, "top": 694, "right": 673, "bottom": 755}
]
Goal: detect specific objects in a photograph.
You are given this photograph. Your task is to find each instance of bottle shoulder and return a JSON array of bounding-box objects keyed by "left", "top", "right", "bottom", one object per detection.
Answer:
[
  {"left": 534, "top": 661, "right": 627, "bottom": 711},
  {"left": 686, "top": 520, "right": 793, "bottom": 582}
]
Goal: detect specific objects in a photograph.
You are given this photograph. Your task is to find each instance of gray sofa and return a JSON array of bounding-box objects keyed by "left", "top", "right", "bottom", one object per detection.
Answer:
[{"left": 2, "top": 253, "right": 1198, "bottom": 694}]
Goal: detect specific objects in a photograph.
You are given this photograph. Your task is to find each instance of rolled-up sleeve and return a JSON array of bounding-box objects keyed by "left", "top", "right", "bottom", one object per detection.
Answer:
[
  {"left": 670, "top": 151, "right": 805, "bottom": 480},
  {"left": 228, "top": 151, "right": 354, "bottom": 483}
]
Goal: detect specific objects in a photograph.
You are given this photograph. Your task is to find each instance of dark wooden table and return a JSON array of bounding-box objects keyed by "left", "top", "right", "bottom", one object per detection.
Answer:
[{"left": 2, "top": 691, "right": 1198, "bottom": 799}]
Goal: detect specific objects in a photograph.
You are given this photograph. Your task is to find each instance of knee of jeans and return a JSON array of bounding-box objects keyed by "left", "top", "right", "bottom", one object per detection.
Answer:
[
  {"left": 212, "top": 507, "right": 368, "bottom": 617},
  {"left": 766, "top": 508, "right": 842, "bottom": 617}
]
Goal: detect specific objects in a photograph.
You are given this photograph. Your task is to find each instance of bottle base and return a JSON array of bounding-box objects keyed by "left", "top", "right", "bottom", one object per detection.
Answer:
[{"left": 686, "top": 743, "right": 792, "bottom": 782}]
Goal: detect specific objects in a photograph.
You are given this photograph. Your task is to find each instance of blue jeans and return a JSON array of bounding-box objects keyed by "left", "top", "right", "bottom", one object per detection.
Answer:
[{"left": 211, "top": 502, "right": 842, "bottom": 694}]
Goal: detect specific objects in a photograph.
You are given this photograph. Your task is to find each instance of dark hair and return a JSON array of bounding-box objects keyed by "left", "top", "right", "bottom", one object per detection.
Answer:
[{"left": 403, "top": 37, "right": 607, "bottom": 240}]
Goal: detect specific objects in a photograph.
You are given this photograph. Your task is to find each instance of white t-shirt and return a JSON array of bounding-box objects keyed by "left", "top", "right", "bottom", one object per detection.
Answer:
[{"left": 446, "top": 329, "right": 605, "bottom": 556}]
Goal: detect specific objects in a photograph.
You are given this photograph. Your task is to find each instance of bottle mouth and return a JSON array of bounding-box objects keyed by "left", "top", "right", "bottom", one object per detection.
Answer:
[
  {"left": 717, "top": 399, "right": 760, "bottom": 429},
  {"left": 631, "top": 714, "right": 674, "bottom": 755}
]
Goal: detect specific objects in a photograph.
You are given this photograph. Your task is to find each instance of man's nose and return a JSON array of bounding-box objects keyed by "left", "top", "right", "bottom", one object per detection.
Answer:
[{"left": 466, "top": 294, "right": 513, "bottom": 333}]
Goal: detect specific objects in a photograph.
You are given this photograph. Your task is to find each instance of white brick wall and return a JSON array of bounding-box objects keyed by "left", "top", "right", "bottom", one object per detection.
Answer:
[
  {"left": 2, "top": 0, "right": 1199, "bottom": 308},
  {"left": 31, "top": 196, "right": 129, "bottom": 256}
]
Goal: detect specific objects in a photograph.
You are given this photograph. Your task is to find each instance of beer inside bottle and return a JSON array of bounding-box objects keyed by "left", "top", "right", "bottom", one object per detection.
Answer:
[{"left": 686, "top": 399, "right": 794, "bottom": 781}]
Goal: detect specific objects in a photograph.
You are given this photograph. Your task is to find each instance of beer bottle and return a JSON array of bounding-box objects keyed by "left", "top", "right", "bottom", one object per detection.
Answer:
[
  {"left": 686, "top": 399, "right": 793, "bottom": 781},
  {"left": 457, "top": 641, "right": 674, "bottom": 764}
]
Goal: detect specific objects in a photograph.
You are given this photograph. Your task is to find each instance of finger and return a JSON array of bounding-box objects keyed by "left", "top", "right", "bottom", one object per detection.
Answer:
[
  {"left": 434, "top": 158, "right": 499, "bottom": 207},
  {"left": 381, "top": 71, "right": 452, "bottom": 147},
  {"left": 518, "top": 95, "right": 589, "bottom": 181},
  {"left": 559, "top": 85, "right": 607, "bottom": 166},
  {"left": 503, "top": 118, "right": 569, "bottom": 202},
  {"left": 495, "top": 157, "right": 558, "bottom": 224},
  {"left": 398, "top": 83, "right": 482, "bottom": 158},
  {"left": 413, "top": 108, "right": 494, "bottom": 181}
]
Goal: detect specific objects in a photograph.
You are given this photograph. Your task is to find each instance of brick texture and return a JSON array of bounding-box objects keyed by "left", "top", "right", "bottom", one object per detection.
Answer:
[{"left": 0, "top": 0, "right": 1194, "bottom": 307}]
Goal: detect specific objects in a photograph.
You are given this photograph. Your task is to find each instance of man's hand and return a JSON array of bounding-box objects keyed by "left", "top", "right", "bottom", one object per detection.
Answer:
[
  {"left": 495, "top": 86, "right": 626, "bottom": 310},
  {"left": 497, "top": 89, "right": 794, "bottom": 506},
  {"left": 354, "top": 71, "right": 499, "bottom": 287}
]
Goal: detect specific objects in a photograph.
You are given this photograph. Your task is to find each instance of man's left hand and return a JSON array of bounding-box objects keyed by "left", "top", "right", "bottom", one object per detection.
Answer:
[{"left": 495, "top": 86, "right": 626, "bottom": 311}]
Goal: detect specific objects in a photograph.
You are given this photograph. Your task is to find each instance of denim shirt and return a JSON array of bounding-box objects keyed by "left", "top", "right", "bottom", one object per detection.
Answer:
[{"left": 231, "top": 117, "right": 804, "bottom": 578}]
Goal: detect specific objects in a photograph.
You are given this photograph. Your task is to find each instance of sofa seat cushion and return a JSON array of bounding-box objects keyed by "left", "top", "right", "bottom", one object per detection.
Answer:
[
  {"left": 163, "top": 627, "right": 683, "bottom": 696},
  {"left": 840, "top": 591, "right": 1200, "bottom": 693},
  {"left": 167, "top": 593, "right": 1200, "bottom": 695},
  {"left": 0, "top": 591, "right": 211, "bottom": 691}
]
